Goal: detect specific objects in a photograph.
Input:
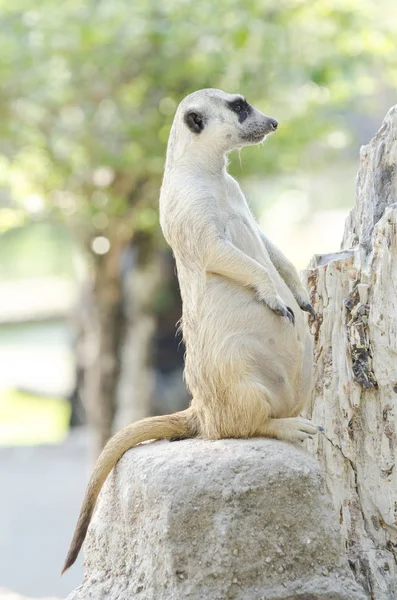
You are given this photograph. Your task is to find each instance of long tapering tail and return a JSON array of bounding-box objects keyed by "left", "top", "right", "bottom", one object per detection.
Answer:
[{"left": 62, "top": 408, "right": 195, "bottom": 574}]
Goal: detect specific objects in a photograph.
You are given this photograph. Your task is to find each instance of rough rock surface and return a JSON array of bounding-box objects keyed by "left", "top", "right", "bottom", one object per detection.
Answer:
[
  {"left": 302, "top": 106, "right": 397, "bottom": 600},
  {"left": 67, "top": 438, "right": 365, "bottom": 600}
]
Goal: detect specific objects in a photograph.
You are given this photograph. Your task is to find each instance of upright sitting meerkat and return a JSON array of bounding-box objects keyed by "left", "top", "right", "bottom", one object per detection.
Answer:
[{"left": 63, "top": 89, "right": 321, "bottom": 574}]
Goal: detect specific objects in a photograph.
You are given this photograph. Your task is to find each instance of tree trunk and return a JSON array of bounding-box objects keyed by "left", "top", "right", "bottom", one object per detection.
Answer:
[
  {"left": 114, "top": 233, "right": 163, "bottom": 430},
  {"left": 151, "top": 251, "right": 189, "bottom": 417},
  {"left": 73, "top": 230, "right": 187, "bottom": 454},
  {"left": 302, "top": 105, "right": 397, "bottom": 600},
  {"left": 83, "top": 239, "right": 124, "bottom": 457}
]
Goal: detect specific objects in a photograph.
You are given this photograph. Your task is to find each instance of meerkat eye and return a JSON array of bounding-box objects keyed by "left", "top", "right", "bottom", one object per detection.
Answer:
[{"left": 227, "top": 98, "right": 249, "bottom": 116}]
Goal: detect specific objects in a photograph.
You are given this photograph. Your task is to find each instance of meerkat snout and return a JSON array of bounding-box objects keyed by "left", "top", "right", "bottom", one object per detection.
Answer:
[
  {"left": 258, "top": 116, "right": 278, "bottom": 136},
  {"left": 238, "top": 110, "right": 278, "bottom": 145}
]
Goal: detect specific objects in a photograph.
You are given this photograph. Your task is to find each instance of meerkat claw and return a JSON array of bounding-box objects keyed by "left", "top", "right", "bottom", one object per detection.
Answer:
[
  {"left": 286, "top": 306, "right": 295, "bottom": 325},
  {"left": 301, "top": 302, "right": 316, "bottom": 318},
  {"left": 273, "top": 304, "right": 295, "bottom": 325}
]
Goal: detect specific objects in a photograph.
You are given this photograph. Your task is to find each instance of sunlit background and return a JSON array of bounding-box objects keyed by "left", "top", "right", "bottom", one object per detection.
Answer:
[{"left": 0, "top": 0, "right": 396, "bottom": 597}]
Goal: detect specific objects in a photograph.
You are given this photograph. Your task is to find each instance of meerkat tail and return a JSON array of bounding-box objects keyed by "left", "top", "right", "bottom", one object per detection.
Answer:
[{"left": 61, "top": 408, "right": 195, "bottom": 575}]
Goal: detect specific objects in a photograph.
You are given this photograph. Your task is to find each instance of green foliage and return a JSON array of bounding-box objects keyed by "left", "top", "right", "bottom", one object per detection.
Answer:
[
  {"left": 0, "top": 388, "right": 70, "bottom": 445},
  {"left": 0, "top": 222, "right": 77, "bottom": 279},
  {"left": 0, "top": 0, "right": 396, "bottom": 243}
]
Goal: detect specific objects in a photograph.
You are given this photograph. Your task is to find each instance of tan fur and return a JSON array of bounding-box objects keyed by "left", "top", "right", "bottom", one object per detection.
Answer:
[
  {"left": 62, "top": 409, "right": 197, "bottom": 573},
  {"left": 63, "top": 89, "right": 320, "bottom": 573}
]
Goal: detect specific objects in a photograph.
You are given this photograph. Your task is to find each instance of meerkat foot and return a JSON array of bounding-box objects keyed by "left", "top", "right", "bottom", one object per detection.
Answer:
[{"left": 261, "top": 417, "right": 323, "bottom": 443}]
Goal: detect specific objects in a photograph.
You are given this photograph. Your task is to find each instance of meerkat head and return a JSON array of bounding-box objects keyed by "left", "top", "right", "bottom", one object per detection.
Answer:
[{"left": 170, "top": 89, "right": 278, "bottom": 161}]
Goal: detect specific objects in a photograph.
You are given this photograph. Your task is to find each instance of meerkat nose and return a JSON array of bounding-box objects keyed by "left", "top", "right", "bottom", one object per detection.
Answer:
[{"left": 269, "top": 118, "right": 278, "bottom": 131}]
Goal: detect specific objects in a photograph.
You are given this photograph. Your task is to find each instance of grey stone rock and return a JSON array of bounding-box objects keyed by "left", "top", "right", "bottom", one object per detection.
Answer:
[{"left": 67, "top": 439, "right": 366, "bottom": 600}]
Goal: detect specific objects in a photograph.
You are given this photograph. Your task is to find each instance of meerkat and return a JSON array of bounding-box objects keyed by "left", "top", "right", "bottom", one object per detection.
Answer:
[{"left": 62, "top": 88, "right": 321, "bottom": 574}]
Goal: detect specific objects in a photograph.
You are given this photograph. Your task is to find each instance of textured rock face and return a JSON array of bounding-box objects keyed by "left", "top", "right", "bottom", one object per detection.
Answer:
[
  {"left": 67, "top": 438, "right": 365, "bottom": 600},
  {"left": 302, "top": 106, "right": 397, "bottom": 600},
  {"left": 342, "top": 105, "right": 397, "bottom": 256}
]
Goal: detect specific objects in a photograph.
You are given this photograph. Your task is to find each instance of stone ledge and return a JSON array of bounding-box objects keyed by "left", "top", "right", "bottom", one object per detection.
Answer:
[{"left": 67, "top": 438, "right": 367, "bottom": 600}]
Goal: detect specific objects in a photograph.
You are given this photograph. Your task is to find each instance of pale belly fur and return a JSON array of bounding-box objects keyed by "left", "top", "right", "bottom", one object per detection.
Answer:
[{"left": 175, "top": 208, "right": 313, "bottom": 428}]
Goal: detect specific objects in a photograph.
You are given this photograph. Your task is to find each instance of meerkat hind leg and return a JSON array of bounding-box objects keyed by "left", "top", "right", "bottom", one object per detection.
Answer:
[
  {"left": 204, "top": 378, "right": 322, "bottom": 443},
  {"left": 258, "top": 416, "right": 323, "bottom": 443}
]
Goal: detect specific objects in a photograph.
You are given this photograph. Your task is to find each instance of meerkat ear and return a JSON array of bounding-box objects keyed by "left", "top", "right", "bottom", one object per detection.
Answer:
[{"left": 184, "top": 111, "right": 204, "bottom": 134}]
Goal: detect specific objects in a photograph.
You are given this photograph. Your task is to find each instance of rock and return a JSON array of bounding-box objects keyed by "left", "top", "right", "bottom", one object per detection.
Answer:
[
  {"left": 342, "top": 105, "right": 397, "bottom": 256},
  {"left": 302, "top": 105, "right": 397, "bottom": 600},
  {"left": 67, "top": 438, "right": 366, "bottom": 600}
]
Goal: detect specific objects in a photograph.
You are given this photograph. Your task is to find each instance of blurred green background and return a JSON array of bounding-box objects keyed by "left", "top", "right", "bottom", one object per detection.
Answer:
[{"left": 0, "top": 0, "right": 396, "bottom": 596}]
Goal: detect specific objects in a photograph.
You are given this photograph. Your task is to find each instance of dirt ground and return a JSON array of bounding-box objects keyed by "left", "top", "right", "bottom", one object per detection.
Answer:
[{"left": 0, "top": 430, "right": 91, "bottom": 598}]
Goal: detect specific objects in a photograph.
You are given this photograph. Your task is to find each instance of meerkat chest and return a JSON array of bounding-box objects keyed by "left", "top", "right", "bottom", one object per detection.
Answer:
[{"left": 220, "top": 177, "right": 263, "bottom": 256}]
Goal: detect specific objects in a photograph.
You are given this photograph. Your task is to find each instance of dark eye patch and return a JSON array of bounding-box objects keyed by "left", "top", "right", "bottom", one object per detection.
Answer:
[{"left": 226, "top": 97, "right": 251, "bottom": 123}]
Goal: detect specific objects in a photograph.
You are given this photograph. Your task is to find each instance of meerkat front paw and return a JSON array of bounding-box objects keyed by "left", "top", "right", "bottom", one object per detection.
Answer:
[
  {"left": 292, "top": 288, "right": 316, "bottom": 318},
  {"left": 258, "top": 294, "right": 295, "bottom": 325},
  {"left": 273, "top": 303, "right": 295, "bottom": 325},
  {"left": 299, "top": 300, "right": 316, "bottom": 318}
]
